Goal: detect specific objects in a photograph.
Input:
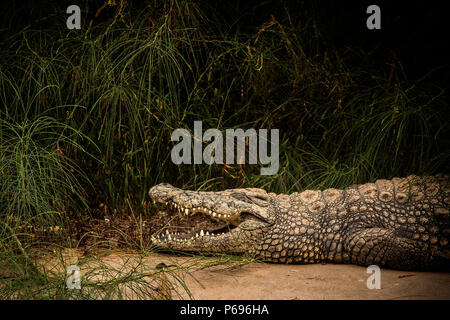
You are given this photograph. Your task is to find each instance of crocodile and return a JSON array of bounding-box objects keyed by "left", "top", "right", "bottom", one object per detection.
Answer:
[{"left": 148, "top": 174, "right": 450, "bottom": 270}]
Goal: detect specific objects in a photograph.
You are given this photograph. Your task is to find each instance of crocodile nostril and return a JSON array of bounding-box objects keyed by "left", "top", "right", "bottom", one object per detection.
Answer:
[
  {"left": 159, "top": 183, "right": 172, "bottom": 187},
  {"left": 149, "top": 183, "right": 178, "bottom": 198}
]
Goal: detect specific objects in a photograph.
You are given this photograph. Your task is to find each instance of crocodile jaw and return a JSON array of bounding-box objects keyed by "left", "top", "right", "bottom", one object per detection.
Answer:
[{"left": 148, "top": 183, "right": 271, "bottom": 253}]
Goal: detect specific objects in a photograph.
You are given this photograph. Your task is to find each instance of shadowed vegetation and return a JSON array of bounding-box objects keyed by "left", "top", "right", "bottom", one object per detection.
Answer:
[{"left": 0, "top": 0, "right": 448, "bottom": 299}]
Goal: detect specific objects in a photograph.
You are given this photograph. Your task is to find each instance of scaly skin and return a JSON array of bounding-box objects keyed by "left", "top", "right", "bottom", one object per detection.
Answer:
[{"left": 148, "top": 174, "right": 450, "bottom": 270}]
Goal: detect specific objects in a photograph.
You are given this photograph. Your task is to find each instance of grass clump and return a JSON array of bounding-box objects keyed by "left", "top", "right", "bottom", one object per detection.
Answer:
[{"left": 0, "top": 0, "right": 448, "bottom": 299}]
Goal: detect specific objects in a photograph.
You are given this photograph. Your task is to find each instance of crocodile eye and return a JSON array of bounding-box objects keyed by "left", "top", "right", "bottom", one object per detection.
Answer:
[
  {"left": 230, "top": 192, "right": 251, "bottom": 202},
  {"left": 248, "top": 195, "right": 269, "bottom": 207},
  {"left": 230, "top": 192, "right": 269, "bottom": 207},
  {"left": 252, "top": 194, "right": 269, "bottom": 201}
]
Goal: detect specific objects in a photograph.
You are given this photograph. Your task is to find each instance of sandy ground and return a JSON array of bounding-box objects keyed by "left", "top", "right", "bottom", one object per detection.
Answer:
[
  {"left": 30, "top": 250, "right": 450, "bottom": 300},
  {"left": 133, "top": 253, "right": 450, "bottom": 300},
  {"left": 179, "top": 259, "right": 450, "bottom": 300}
]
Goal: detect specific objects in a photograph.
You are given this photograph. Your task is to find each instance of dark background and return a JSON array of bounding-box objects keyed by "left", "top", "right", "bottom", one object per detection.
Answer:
[{"left": 1, "top": 0, "right": 448, "bottom": 87}]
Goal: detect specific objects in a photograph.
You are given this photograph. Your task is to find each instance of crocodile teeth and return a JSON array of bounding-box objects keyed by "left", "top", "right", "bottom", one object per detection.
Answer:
[
  {"left": 161, "top": 201, "right": 237, "bottom": 224},
  {"left": 200, "top": 230, "right": 204, "bottom": 236}
]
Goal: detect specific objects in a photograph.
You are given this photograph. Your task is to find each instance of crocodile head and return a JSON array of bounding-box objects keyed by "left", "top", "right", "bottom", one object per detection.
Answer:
[{"left": 148, "top": 183, "right": 277, "bottom": 255}]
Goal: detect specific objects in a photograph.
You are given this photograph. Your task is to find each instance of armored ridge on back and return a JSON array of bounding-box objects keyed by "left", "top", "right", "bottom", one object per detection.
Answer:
[{"left": 149, "top": 174, "right": 450, "bottom": 271}]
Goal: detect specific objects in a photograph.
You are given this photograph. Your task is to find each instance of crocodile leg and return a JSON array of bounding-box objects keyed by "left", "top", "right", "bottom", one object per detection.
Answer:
[{"left": 343, "top": 228, "right": 447, "bottom": 270}]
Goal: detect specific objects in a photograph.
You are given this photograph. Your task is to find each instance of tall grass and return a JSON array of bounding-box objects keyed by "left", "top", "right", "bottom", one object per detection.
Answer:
[{"left": 0, "top": 0, "right": 448, "bottom": 299}]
